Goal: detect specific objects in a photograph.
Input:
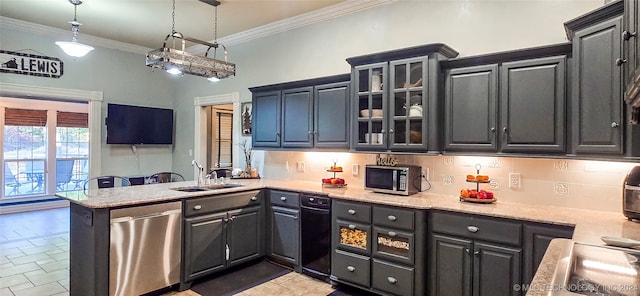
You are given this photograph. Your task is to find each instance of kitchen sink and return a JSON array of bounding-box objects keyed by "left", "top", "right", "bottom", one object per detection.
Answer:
[
  {"left": 550, "top": 241, "right": 640, "bottom": 295},
  {"left": 170, "top": 183, "right": 244, "bottom": 192}
]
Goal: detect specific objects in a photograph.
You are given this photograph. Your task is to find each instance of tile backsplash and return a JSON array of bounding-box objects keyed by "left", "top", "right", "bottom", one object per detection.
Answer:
[{"left": 261, "top": 151, "right": 639, "bottom": 213}]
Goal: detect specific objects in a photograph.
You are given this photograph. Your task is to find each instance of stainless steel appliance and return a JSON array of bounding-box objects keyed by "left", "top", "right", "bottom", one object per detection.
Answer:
[
  {"left": 109, "top": 202, "right": 182, "bottom": 296},
  {"left": 365, "top": 164, "right": 421, "bottom": 195},
  {"left": 300, "top": 194, "right": 331, "bottom": 281},
  {"left": 624, "top": 166, "right": 640, "bottom": 220}
]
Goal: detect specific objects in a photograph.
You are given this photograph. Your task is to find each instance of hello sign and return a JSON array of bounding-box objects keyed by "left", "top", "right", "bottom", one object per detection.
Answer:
[{"left": 0, "top": 50, "right": 63, "bottom": 78}]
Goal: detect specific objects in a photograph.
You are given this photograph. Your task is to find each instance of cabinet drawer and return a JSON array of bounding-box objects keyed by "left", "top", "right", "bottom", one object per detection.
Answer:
[
  {"left": 373, "top": 206, "right": 414, "bottom": 231},
  {"left": 336, "top": 220, "right": 371, "bottom": 255},
  {"left": 334, "top": 200, "right": 371, "bottom": 223},
  {"left": 373, "top": 227, "right": 414, "bottom": 265},
  {"left": 372, "top": 259, "right": 414, "bottom": 296},
  {"left": 332, "top": 249, "right": 370, "bottom": 288},
  {"left": 184, "top": 190, "right": 261, "bottom": 217},
  {"left": 431, "top": 211, "right": 522, "bottom": 246},
  {"left": 269, "top": 190, "right": 299, "bottom": 208}
]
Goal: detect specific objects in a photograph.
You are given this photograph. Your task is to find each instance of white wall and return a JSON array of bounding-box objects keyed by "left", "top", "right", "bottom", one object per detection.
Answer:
[
  {"left": 170, "top": 0, "right": 604, "bottom": 177},
  {"left": 0, "top": 0, "right": 607, "bottom": 179},
  {"left": 0, "top": 25, "right": 176, "bottom": 177}
]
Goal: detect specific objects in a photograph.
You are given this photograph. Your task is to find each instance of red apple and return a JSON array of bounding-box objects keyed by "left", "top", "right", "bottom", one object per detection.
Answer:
[
  {"left": 477, "top": 191, "right": 488, "bottom": 199},
  {"left": 336, "top": 178, "right": 345, "bottom": 184}
]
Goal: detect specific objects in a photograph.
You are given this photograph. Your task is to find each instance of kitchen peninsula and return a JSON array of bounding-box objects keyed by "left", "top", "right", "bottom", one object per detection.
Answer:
[{"left": 59, "top": 178, "right": 640, "bottom": 296}]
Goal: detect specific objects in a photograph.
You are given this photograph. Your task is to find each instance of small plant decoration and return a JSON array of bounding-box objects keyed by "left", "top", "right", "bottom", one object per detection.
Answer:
[{"left": 239, "top": 139, "right": 254, "bottom": 178}]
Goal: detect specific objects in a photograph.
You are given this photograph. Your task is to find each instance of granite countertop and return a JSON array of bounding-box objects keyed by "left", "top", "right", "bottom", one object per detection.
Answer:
[{"left": 58, "top": 178, "right": 640, "bottom": 295}]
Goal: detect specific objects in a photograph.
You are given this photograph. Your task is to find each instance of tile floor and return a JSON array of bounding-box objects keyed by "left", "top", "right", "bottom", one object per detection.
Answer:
[{"left": 0, "top": 207, "right": 337, "bottom": 296}]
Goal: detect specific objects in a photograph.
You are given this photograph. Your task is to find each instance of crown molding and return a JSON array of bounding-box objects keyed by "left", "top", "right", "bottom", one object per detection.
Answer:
[
  {"left": 0, "top": 16, "right": 152, "bottom": 55},
  {"left": 1, "top": 0, "right": 396, "bottom": 56}
]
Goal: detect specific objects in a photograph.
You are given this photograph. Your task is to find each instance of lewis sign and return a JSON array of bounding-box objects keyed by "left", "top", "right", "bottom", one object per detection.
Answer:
[{"left": 0, "top": 50, "right": 63, "bottom": 78}]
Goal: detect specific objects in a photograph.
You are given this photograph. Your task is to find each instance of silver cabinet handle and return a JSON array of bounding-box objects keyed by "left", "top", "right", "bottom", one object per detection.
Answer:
[
  {"left": 387, "top": 215, "right": 397, "bottom": 221},
  {"left": 347, "top": 266, "right": 355, "bottom": 272},
  {"left": 348, "top": 209, "right": 356, "bottom": 215},
  {"left": 616, "top": 58, "right": 627, "bottom": 66},
  {"left": 612, "top": 122, "right": 619, "bottom": 128},
  {"left": 474, "top": 251, "right": 480, "bottom": 256},
  {"left": 193, "top": 205, "right": 202, "bottom": 210},
  {"left": 465, "top": 248, "right": 470, "bottom": 253},
  {"left": 348, "top": 224, "right": 356, "bottom": 230},
  {"left": 225, "top": 244, "right": 230, "bottom": 261},
  {"left": 388, "top": 231, "right": 396, "bottom": 237},
  {"left": 250, "top": 196, "right": 257, "bottom": 201},
  {"left": 381, "top": 129, "right": 385, "bottom": 134},
  {"left": 503, "top": 127, "right": 508, "bottom": 133},
  {"left": 389, "top": 129, "right": 394, "bottom": 133},
  {"left": 467, "top": 225, "right": 479, "bottom": 233},
  {"left": 387, "top": 277, "right": 397, "bottom": 284},
  {"left": 308, "top": 131, "right": 313, "bottom": 134},
  {"left": 309, "top": 197, "right": 315, "bottom": 202},
  {"left": 280, "top": 196, "right": 287, "bottom": 201},
  {"left": 490, "top": 127, "right": 496, "bottom": 132}
]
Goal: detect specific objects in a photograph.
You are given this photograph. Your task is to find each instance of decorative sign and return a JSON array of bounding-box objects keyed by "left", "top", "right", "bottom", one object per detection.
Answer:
[
  {"left": 0, "top": 50, "right": 63, "bottom": 78},
  {"left": 241, "top": 102, "right": 252, "bottom": 135},
  {"left": 376, "top": 154, "right": 398, "bottom": 167}
]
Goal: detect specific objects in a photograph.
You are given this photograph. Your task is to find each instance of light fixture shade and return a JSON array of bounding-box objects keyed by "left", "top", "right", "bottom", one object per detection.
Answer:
[{"left": 55, "top": 41, "right": 94, "bottom": 57}]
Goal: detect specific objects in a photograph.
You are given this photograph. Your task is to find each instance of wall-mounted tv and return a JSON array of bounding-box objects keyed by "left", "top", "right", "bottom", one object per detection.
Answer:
[{"left": 106, "top": 103, "right": 174, "bottom": 145}]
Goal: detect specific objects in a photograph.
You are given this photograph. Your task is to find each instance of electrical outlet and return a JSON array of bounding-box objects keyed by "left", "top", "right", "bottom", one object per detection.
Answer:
[
  {"left": 296, "top": 162, "right": 305, "bottom": 172},
  {"left": 285, "top": 161, "right": 289, "bottom": 172},
  {"left": 352, "top": 164, "right": 359, "bottom": 176},
  {"left": 509, "top": 173, "right": 521, "bottom": 189}
]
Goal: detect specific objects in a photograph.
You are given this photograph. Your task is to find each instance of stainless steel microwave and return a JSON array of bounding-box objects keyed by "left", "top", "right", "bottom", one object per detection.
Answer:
[{"left": 365, "top": 165, "right": 421, "bottom": 195}]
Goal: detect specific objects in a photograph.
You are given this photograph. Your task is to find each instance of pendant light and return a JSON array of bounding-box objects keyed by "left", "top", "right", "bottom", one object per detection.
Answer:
[
  {"left": 146, "top": 0, "right": 236, "bottom": 81},
  {"left": 55, "top": 0, "right": 94, "bottom": 58}
]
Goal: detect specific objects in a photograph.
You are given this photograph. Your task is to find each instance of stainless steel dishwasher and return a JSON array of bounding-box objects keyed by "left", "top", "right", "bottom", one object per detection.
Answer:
[{"left": 109, "top": 202, "right": 182, "bottom": 296}]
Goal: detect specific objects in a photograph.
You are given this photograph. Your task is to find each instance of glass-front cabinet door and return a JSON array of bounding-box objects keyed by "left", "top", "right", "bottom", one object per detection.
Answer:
[
  {"left": 389, "top": 57, "right": 428, "bottom": 150},
  {"left": 354, "top": 63, "right": 388, "bottom": 149}
]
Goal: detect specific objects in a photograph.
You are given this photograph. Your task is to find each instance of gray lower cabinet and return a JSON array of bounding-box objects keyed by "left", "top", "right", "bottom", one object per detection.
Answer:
[
  {"left": 429, "top": 211, "right": 522, "bottom": 296},
  {"left": 267, "top": 190, "right": 300, "bottom": 268},
  {"left": 181, "top": 190, "right": 263, "bottom": 288},
  {"left": 567, "top": 12, "right": 624, "bottom": 154},
  {"left": 522, "top": 223, "right": 574, "bottom": 285},
  {"left": 331, "top": 200, "right": 426, "bottom": 296},
  {"left": 443, "top": 47, "right": 569, "bottom": 154},
  {"left": 429, "top": 211, "right": 575, "bottom": 296}
]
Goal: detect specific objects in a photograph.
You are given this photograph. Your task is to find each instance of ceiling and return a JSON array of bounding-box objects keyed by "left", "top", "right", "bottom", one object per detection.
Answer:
[{"left": 0, "top": 0, "right": 347, "bottom": 49}]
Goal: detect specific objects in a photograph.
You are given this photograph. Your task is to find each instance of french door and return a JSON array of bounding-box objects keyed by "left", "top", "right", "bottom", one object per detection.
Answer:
[{"left": 1, "top": 98, "right": 89, "bottom": 203}]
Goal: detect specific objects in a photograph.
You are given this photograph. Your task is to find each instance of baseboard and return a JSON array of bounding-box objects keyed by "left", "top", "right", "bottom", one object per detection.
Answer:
[{"left": 0, "top": 199, "right": 69, "bottom": 215}]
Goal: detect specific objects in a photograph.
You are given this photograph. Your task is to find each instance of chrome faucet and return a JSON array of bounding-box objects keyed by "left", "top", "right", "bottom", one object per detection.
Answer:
[
  {"left": 192, "top": 160, "right": 204, "bottom": 186},
  {"left": 205, "top": 171, "right": 218, "bottom": 185}
]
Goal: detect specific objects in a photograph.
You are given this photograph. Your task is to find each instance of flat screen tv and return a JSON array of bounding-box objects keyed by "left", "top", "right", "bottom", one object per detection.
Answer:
[{"left": 106, "top": 103, "right": 174, "bottom": 145}]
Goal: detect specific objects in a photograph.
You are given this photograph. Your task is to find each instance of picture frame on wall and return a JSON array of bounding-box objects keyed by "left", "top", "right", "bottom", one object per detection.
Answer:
[{"left": 241, "top": 102, "right": 252, "bottom": 136}]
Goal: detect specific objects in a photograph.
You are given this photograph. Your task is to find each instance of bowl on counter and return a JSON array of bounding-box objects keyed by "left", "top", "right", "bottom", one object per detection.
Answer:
[
  {"left": 360, "top": 109, "right": 383, "bottom": 118},
  {"left": 409, "top": 105, "right": 423, "bottom": 117}
]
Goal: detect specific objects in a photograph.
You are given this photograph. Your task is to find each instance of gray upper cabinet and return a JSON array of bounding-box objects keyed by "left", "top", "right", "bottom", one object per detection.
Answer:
[
  {"left": 566, "top": 3, "right": 624, "bottom": 155},
  {"left": 251, "top": 90, "right": 282, "bottom": 148},
  {"left": 282, "top": 87, "right": 314, "bottom": 148},
  {"left": 442, "top": 44, "right": 571, "bottom": 155},
  {"left": 250, "top": 74, "right": 350, "bottom": 150},
  {"left": 500, "top": 56, "right": 566, "bottom": 153},
  {"left": 444, "top": 65, "right": 499, "bottom": 152},
  {"left": 347, "top": 43, "right": 459, "bottom": 152},
  {"left": 315, "top": 81, "right": 351, "bottom": 148}
]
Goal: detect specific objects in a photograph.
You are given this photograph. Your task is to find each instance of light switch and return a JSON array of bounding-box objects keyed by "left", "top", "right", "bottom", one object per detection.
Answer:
[
  {"left": 352, "top": 164, "right": 359, "bottom": 176},
  {"left": 297, "top": 162, "right": 305, "bottom": 172}
]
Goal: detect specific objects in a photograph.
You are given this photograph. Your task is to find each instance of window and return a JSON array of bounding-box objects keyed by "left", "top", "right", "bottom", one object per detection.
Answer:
[
  {"left": 208, "top": 105, "right": 233, "bottom": 169},
  {"left": 2, "top": 100, "right": 88, "bottom": 202}
]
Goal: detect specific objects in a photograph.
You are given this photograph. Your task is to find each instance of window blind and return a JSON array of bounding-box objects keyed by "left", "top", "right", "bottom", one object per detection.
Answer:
[
  {"left": 216, "top": 112, "right": 233, "bottom": 167},
  {"left": 4, "top": 108, "right": 47, "bottom": 126},
  {"left": 57, "top": 111, "right": 88, "bottom": 128}
]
